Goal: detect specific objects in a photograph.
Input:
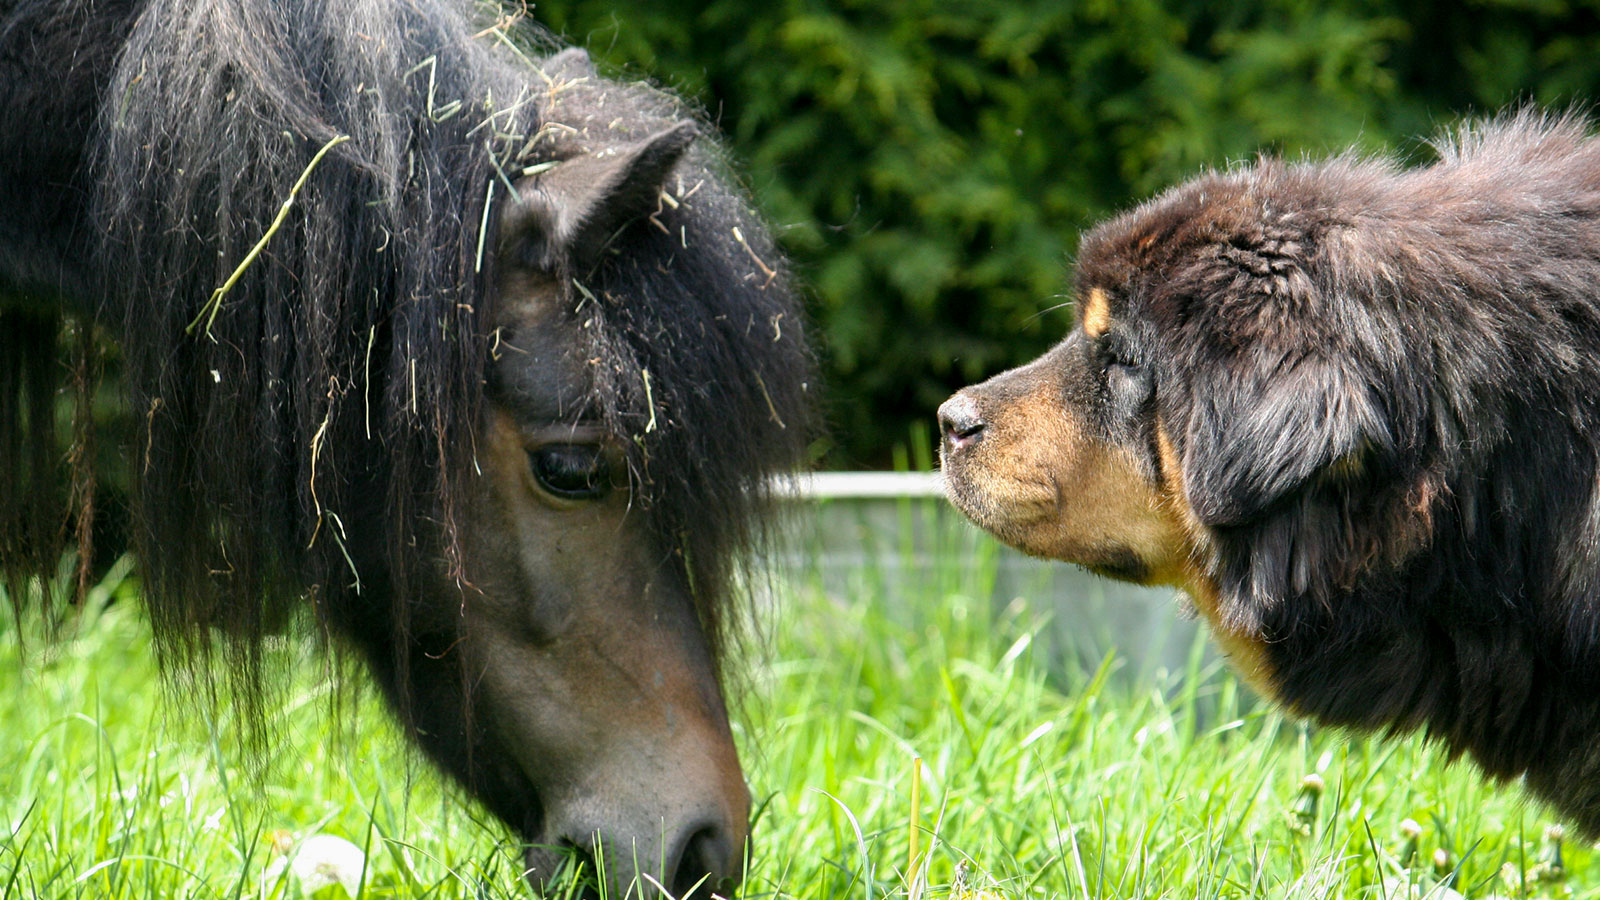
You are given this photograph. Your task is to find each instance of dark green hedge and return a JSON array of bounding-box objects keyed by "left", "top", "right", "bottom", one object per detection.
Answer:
[{"left": 536, "top": 0, "right": 1600, "bottom": 467}]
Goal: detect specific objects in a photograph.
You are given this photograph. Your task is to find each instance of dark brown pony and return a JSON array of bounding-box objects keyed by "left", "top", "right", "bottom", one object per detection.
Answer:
[{"left": 0, "top": 2, "right": 812, "bottom": 895}]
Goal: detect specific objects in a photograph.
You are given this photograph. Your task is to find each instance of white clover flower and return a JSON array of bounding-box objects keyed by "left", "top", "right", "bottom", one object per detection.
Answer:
[{"left": 263, "top": 833, "right": 366, "bottom": 898}]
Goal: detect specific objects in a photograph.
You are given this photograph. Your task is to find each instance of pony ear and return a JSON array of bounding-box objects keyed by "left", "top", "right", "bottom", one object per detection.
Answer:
[
  {"left": 538, "top": 47, "right": 599, "bottom": 83},
  {"left": 509, "top": 122, "right": 696, "bottom": 270},
  {"left": 1181, "top": 350, "right": 1392, "bottom": 525}
]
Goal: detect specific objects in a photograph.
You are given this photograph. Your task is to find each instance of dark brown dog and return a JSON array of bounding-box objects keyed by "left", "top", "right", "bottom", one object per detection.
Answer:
[{"left": 940, "top": 111, "right": 1600, "bottom": 831}]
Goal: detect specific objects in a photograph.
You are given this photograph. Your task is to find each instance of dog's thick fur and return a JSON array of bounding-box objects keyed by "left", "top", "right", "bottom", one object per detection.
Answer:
[{"left": 940, "top": 111, "right": 1600, "bottom": 831}]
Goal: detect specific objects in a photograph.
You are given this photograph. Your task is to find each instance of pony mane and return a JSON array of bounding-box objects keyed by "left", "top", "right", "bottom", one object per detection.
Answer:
[
  {"left": 530, "top": 74, "right": 816, "bottom": 666},
  {"left": 6, "top": 0, "right": 812, "bottom": 706}
]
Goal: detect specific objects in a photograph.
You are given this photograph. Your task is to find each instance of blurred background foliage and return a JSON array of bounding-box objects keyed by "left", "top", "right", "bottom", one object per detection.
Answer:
[{"left": 533, "top": 0, "right": 1600, "bottom": 467}]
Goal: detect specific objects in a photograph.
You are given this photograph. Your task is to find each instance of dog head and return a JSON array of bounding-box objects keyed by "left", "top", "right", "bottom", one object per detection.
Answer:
[{"left": 939, "top": 161, "right": 1436, "bottom": 677}]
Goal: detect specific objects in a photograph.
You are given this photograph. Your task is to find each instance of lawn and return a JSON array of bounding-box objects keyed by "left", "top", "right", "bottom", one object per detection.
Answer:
[{"left": 0, "top": 522, "right": 1589, "bottom": 899}]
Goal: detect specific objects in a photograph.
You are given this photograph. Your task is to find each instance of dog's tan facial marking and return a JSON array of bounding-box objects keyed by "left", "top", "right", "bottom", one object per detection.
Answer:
[
  {"left": 1081, "top": 287, "right": 1112, "bottom": 338},
  {"left": 1153, "top": 423, "right": 1208, "bottom": 558},
  {"left": 1153, "top": 422, "right": 1277, "bottom": 698},
  {"left": 942, "top": 352, "right": 1183, "bottom": 579}
]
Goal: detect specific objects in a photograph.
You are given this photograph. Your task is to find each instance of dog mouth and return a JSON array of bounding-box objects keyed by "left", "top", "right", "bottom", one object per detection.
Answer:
[
  {"left": 1084, "top": 548, "right": 1151, "bottom": 582},
  {"left": 944, "top": 462, "right": 1159, "bottom": 579},
  {"left": 942, "top": 462, "right": 1059, "bottom": 537}
]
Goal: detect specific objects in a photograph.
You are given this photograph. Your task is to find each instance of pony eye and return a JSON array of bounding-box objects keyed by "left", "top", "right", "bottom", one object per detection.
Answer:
[{"left": 528, "top": 444, "right": 612, "bottom": 500}]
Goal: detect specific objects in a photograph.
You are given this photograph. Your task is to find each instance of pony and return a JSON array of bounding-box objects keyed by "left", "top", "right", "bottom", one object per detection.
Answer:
[{"left": 0, "top": 1, "right": 813, "bottom": 895}]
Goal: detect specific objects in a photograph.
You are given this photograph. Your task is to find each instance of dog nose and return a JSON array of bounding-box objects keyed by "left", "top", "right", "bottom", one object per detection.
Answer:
[{"left": 938, "top": 393, "right": 986, "bottom": 449}]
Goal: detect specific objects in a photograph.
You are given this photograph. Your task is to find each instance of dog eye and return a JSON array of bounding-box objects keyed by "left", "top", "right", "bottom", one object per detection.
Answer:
[
  {"left": 1100, "top": 338, "right": 1152, "bottom": 408},
  {"left": 528, "top": 444, "right": 612, "bottom": 500},
  {"left": 1101, "top": 342, "right": 1140, "bottom": 373}
]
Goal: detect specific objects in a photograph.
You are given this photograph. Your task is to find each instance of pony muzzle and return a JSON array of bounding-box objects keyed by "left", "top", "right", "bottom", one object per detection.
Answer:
[{"left": 523, "top": 805, "right": 750, "bottom": 899}]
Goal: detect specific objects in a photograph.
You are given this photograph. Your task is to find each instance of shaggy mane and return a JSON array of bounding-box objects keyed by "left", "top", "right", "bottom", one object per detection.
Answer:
[{"left": 1, "top": 0, "right": 813, "bottom": 711}]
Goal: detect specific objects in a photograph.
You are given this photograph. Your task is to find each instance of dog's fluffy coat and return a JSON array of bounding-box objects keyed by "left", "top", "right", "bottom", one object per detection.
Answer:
[{"left": 941, "top": 112, "right": 1600, "bottom": 831}]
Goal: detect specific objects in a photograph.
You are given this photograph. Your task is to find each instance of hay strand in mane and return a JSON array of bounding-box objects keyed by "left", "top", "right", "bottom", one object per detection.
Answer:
[
  {"left": 2, "top": 0, "right": 815, "bottom": 726},
  {"left": 187, "top": 133, "right": 352, "bottom": 339}
]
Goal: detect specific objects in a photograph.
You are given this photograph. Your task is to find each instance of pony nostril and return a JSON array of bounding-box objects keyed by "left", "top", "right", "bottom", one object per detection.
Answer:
[
  {"left": 525, "top": 840, "right": 602, "bottom": 900},
  {"left": 667, "top": 824, "right": 739, "bottom": 899},
  {"left": 938, "top": 394, "right": 986, "bottom": 449}
]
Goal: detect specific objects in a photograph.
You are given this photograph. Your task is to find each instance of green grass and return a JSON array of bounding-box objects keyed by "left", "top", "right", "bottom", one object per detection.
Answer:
[{"left": 1, "top": 530, "right": 1591, "bottom": 900}]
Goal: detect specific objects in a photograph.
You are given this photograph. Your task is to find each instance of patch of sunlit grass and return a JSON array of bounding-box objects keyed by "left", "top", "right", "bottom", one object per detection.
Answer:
[{"left": 1, "top": 523, "right": 1594, "bottom": 899}]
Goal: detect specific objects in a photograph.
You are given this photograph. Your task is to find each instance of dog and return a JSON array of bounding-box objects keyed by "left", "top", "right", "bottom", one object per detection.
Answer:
[{"left": 939, "top": 110, "right": 1600, "bottom": 832}]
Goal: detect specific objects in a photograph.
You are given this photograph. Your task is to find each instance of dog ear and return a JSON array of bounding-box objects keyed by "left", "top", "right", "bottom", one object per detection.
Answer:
[{"left": 1181, "top": 348, "right": 1392, "bottom": 525}]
